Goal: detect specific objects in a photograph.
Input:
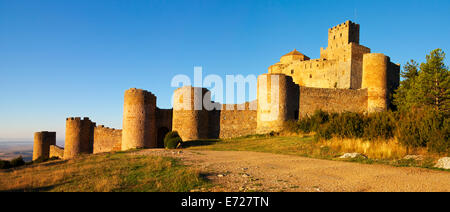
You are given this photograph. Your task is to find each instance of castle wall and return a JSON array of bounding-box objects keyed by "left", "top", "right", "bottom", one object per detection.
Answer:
[
  {"left": 218, "top": 101, "right": 257, "bottom": 138},
  {"left": 267, "top": 21, "right": 398, "bottom": 117},
  {"left": 362, "top": 53, "right": 389, "bottom": 113},
  {"left": 350, "top": 44, "right": 371, "bottom": 89},
  {"left": 156, "top": 108, "right": 173, "bottom": 147},
  {"left": 50, "top": 21, "right": 400, "bottom": 154},
  {"left": 320, "top": 43, "right": 353, "bottom": 63},
  {"left": 93, "top": 126, "right": 122, "bottom": 154},
  {"left": 295, "top": 58, "right": 351, "bottom": 88},
  {"left": 299, "top": 87, "right": 368, "bottom": 117},
  {"left": 269, "top": 21, "right": 372, "bottom": 91},
  {"left": 207, "top": 109, "right": 221, "bottom": 139},
  {"left": 172, "top": 86, "right": 210, "bottom": 141},
  {"left": 257, "top": 74, "right": 299, "bottom": 134},
  {"left": 33, "top": 131, "right": 56, "bottom": 161},
  {"left": 156, "top": 108, "right": 173, "bottom": 130},
  {"left": 387, "top": 62, "right": 400, "bottom": 109},
  {"left": 327, "top": 20, "right": 360, "bottom": 49},
  {"left": 171, "top": 87, "right": 258, "bottom": 140},
  {"left": 49, "top": 145, "right": 64, "bottom": 159},
  {"left": 122, "top": 88, "right": 157, "bottom": 150},
  {"left": 64, "top": 117, "right": 95, "bottom": 159},
  {"left": 270, "top": 49, "right": 353, "bottom": 89}
]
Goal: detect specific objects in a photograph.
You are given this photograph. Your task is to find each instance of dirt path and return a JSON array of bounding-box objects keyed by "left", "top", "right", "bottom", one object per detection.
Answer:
[{"left": 135, "top": 149, "right": 450, "bottom": 192}]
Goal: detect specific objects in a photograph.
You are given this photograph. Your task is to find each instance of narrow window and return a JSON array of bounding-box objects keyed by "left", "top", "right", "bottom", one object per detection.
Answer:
[
  {"left": 291, "top": 69, "right": 294, "bottom": 74},
  {"left": 309, "top": 74, "right": 312, "bottom": 78}
]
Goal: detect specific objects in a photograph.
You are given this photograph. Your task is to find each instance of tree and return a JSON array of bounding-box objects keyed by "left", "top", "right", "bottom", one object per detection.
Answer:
[
  {"left": 393, "top": 49, "right": 449, "bottom": 113},
  {"left": 393, "top": 60, "right": 419, "bottom": 111},
  {"left": 415, "top": 49, "right": 449, "bottom": 113}
]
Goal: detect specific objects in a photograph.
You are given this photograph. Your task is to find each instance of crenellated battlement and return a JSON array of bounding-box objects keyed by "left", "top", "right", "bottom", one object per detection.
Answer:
[
  {"left": 328, "top": 20, "right": 359, "bottom": 32},
  {"left": 94, "top": 124, "right": 122, "bottom": 154},
  {"left": 95, "top": 125, "right": 121, "bottom": 132},
  {"left": 66, "top": 117, "right": 92, "bottom": 121},
  {"left": 64, "top": 116, "right": 95, "bottom": 159},
  {"left": 221, "top": 101, "right": 257, "bottom": 111},
  {"left": 126, "top": 88, "right": 156, "bottom": 98},
  {"left": 327, "top": 20, "right": 360, "bottom": 48},
  {"left": 66, "top": 117, "right": 81, "bottom": 121}
]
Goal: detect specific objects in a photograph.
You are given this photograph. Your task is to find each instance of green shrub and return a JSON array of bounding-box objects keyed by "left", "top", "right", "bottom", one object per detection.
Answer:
[
  {"left": 328, "top": 112, "right": 366, "bottom": 138},
  {"left": 296, "top": 110, "right": 330, "bottom": 133},
  {"left": 425, "top": 112, "right": 449, "bottom": 154},
  {"left": 10, "top": 156, "right": 25, "bottom": 168},
  {"left": 363, "top": 111, "right": 396, "bottom": 140},
  {"left": 396, "top": 109, "right": 446, "bottom": 151},
  {"left": 292, "top": 108, "right": 449, "bottom": 154},
  {"left": 316, "top": 124, "right": 333, "bottom": 140},
  {"left": 269, "top": 131, "right": 280, "bottom": 137},
  {"left": 0, "top": 160, "right": 11, "bottom": 169},
  {"left": 427, "top": 130, "right": 449, "bottom": 154},
  {"left": 164, "top": 131, "right": 183, "bottom": 149}
]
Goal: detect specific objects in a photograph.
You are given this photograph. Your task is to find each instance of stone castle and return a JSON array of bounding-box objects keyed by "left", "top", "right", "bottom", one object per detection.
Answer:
[{"left": 33, "top": 21, "right": 400, "bottom": 160}]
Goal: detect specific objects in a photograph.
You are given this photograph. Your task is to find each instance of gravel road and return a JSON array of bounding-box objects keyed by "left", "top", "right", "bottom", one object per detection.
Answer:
[{"left": 136, "top": 149, "right": 450, "bottom": 192}]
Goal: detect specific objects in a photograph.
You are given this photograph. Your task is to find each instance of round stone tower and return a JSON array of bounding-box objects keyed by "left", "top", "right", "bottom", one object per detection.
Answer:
[
  {"left": 172, "top": 86, "right": 210, "bottom": 141},
  {"left": 64, "top": 117, "right": 95, "bottom": 159},
  {"left": 33, "top": 131, "right": 56, "bottom": 161},
  {"left": 122, "top": 88, "right": 157, "bottom": 150},
  {"left": 362, "top": 53, "right": 389, "bottom": 113},
  {"left": 257, "top": 73, "right": 299, "bottom": 134}
]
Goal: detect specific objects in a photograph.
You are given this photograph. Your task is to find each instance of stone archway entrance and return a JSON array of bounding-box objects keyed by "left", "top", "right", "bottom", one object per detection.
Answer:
[{"left": 157, "top": 127, "right": 170, "bottom": 148}]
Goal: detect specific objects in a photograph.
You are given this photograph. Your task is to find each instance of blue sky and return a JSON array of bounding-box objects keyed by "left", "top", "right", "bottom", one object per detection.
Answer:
[{"left": 1, "top": 0, "right": 449, "bottom": 142}]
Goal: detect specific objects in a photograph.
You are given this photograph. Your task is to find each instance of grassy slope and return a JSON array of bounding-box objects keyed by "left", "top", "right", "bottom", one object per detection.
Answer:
[
  {"left": 1, "top": 135, "right": 446, "bottom": 192},
  {"left": 183, "top": 135, "right": 444, "bottom": 170},
  {"left": 0, "top": 151, "right": 207, "bottom": 192}
]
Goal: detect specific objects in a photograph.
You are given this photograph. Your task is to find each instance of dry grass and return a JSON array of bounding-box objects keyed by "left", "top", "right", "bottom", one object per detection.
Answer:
[
  {"left": 318, "top": 137, "right": 410, "bottom": 159},
  {"left": 0, "top": 151, "right": 207, "bottom": 192}
]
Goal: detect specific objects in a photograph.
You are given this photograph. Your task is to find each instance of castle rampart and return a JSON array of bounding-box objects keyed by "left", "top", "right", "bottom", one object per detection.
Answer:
[
  {"left": 299, "top": 87, "right": 368, "bottom": 117},
  {"left": 49, "top": 145, "right": 64, "bottom": 159},
  {"left": 268, "top": 20, "right": 398, "bottom": 118},
  {"left": 93, "top": 125, "right": 122, "bottom": 154},
  {"left": 33, "top": 131, "right": 56, "bottom": 161},
  {"left": 326, "top": 20, "right": 360, "bottom": 50},
  {"left": 362, "top": 53, "right": 389, "bottom": 113},
  {"left": 64, "top": 117, "right": 95, "bottom": 159},
  {"left": 122, "top": 88, "right": 157, "bottom": 150},
  {"left": 171, "top": 87, "right": 259, "bottom": 140},
  {"left": 257, "top": 74, "right": 299, "bottom": 134},
  {"left": 218, "top": 101, "right": 257, "bottom": 138},
  {"left": 36, "top": 20, "right": 400, "bottom": 159},
  {"left": 172, "top": 86, "right": 210, "bottom": 141},
  {"left": 156, "top": 108, "right": 173, "bottom": 147}
]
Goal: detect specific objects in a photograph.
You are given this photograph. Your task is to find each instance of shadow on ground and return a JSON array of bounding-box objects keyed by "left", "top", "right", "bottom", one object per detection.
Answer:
[
  {"left": 181, "top": 140, "right": 221, "bottom": 148},
  {"left": 0, "top": 184, "right": 63, "bottom": 192}
]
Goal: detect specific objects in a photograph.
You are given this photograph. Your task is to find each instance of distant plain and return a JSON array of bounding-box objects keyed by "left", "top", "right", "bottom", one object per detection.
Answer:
[{"left": 0, "top": 142, "right": 33, "bottom": 161}]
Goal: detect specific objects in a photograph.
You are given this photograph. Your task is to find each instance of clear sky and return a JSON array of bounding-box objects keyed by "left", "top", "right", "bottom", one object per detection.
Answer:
[{"left": 1, "top": 0, "right": 449, "bottom": 142}]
